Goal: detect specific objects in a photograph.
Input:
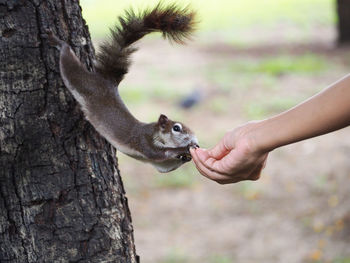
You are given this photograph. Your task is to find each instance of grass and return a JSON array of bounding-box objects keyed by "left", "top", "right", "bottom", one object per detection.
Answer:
[
  {"left": 154, "top": 166, "right": 197, "bottom": 188},
  {"left": 81, "top": 0, "right": 331, "bottom": 121},
  {"left": 160, "top": 249, "right": 190, "bottom": 263},
  {"left": 238, "top": 181, "right": 262, "bottom": 201},
  {"left": 333, "top": 259, "right": 350, "bottom": 263},
  {"left": 230, "top": 55, "right": 327, "bottom": 76},
  {"left": 119, "top": 84, "right": 182, "bottom": 104},
  {"left": 118, "top": 85, "right": 148, "bottom": 104},
  {"left": 244, "top": 95, "right": 302, "bottom": 119},
  {"left": 209, "top": 97, "right": 230, "bottom": 114},
  {"left": 80, "top": 0, "right": 336, "bottom": 39},
  {"left": 204, "top": 53, "right": 327, "bottom": 97}
]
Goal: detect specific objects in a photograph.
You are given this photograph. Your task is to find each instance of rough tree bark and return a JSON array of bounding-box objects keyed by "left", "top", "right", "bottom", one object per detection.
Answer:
[
  {"left": 0, "top": 1, "right": 137, "bottom": 262},
  {"left": 337, "top": 0, "right": 350, "bottom": 45}
]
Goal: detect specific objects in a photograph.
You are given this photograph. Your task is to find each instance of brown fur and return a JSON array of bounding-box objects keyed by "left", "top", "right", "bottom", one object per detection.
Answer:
[
  {"left": 46, "top": 3, "right": 198, "bottom": 173},
  {"left": 95, "top": 2, "right": 197, "bottom": 84}
]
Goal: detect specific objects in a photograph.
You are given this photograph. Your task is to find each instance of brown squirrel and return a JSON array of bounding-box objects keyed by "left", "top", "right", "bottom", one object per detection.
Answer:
[{"left": 47, "top": 3, "right": 199, "bottom": 173}]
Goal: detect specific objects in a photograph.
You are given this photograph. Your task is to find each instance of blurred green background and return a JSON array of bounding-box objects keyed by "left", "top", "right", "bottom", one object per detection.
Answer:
[
  {"left": 80, "top": 0, "right": 350, "bottom": 262},
  {"left": 82, "top": 0, "right": 335, "bottom": 39}
]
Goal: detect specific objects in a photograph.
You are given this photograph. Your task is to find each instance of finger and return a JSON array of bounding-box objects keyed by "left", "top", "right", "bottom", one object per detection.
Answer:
[
  {"left": 190, "top": 148, "right": 205, "bottom": 165},
  {"left": 195, "top": 148, "right": 214, "bottom": 165},
  {"left": 247, "top": 163, "right": 264, "bottom": 181},
  {"left": 215, "top": 178, "right": 242, "bottom": 185},
  {"left": 189, "top": 148, "right": 196, "bottom": 157},
  {"left": 197, "top": 168, "right": 244, "bottom": 185},
  {"left": 192, "top": 156, "right": 213, "bottom": 180},
  {"left": 190, "top": 149, "right": 214, "bottom": 180},
  {"left": 195, "top": 148, "right": 227, "bottom": 174},
  {"left": 191, "top": 149, "right": 231, "bottom": 182},
  {"left": 193, "top": 149, "right": 253, "bottom": 185},
  {"left": 207, "top": 141, "right": 230, "bottom": 160},
  {"left": 195, "top": 148, "right": 241, "bottom": 178}
]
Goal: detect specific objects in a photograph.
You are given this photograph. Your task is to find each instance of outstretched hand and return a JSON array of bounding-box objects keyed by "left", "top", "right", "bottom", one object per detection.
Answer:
[
  {"left": 190, "top": 122, "right": 269, "bottom": 184},
  {"left": 191, "top": 74, "right": 350, "bottom": 184}
]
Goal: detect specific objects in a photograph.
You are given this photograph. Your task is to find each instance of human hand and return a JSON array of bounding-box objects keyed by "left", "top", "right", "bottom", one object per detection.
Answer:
[{"left": 190, "top": 122, "right": 269, "bottom": 184}]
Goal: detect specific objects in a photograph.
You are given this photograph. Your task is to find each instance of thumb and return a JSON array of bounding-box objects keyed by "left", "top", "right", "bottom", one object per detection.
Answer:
[{"left": 195, "top": 148, "right": 211, "bottom": 163}]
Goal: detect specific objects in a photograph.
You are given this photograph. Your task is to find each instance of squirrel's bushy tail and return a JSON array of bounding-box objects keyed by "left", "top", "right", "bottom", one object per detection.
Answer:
[{"left": 95, "top": 3, "right": 197, "bottom": 84}]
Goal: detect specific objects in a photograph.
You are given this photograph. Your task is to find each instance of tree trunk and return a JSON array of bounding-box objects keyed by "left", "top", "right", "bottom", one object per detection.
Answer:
[
  {"left": 337, "top": 0, "right": 350, "bottom": 45},
  {"left": 0, "top": 1, "right": 137, "bottom": 262}
]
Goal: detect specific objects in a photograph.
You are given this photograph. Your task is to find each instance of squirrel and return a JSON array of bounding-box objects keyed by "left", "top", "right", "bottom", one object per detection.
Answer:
[{"left": 47, "top": 3, "right": 199, "bottom": 173}]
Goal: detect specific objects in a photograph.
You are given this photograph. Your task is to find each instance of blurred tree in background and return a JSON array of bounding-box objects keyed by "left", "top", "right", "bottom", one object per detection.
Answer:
[{"left": 337, "top": 0, "right": 350, "bottom": 44}]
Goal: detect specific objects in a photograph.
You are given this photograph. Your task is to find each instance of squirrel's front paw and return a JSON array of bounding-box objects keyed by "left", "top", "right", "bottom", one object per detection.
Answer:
[
  {"left": 177, "top": 153, "right": 192, "bottom": 162},
  {"left": 188, "top": 142, "right": 200, "bottom": 149}
]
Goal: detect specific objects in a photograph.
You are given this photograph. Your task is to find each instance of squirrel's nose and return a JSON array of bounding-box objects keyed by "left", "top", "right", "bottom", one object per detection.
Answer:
[{"left": 188, "top": 136, "right": 199, "bottom": 149}]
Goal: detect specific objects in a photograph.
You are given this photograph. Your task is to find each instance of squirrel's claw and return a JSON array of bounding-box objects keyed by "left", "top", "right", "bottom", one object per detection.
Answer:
[
  {"left": 177, "top": 153, "right": 192, "bottom": 162},
  {"left": 189, "top": 143, "right": 199, "bottom": 149},
  {"left": 45, "top": 29, "right": 64, "bottom": 49}
]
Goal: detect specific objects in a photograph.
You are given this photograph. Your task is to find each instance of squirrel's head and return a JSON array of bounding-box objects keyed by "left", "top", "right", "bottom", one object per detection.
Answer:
[{"left": 155, "top": 114, "right": 198, "bottom": 149}]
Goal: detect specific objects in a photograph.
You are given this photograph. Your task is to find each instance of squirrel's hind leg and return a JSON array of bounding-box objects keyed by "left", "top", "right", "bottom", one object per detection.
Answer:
[
  {"left": 46, "top": 29, "right": 65, "bottom": 49},
  {"left": 46, "top": 30, "right": 100, "bottom": 109}
]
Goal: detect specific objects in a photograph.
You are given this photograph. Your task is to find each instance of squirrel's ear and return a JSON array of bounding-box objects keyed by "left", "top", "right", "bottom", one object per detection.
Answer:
[{"left": 158, "top": 114, "right": 168, "bottom": 129}]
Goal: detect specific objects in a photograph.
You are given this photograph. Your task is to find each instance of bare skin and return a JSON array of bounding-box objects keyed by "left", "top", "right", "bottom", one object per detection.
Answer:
[{"left": 191, "top": 74, "right": 350, "bottom": 184}]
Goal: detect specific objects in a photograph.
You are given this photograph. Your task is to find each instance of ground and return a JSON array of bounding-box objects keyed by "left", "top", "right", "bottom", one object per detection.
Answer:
[
  {"left": 117, "top": 31, "right": 350, "bottom": 263},
  {"left": 80, "top": 0, "right": 350, "bottom": 262}
]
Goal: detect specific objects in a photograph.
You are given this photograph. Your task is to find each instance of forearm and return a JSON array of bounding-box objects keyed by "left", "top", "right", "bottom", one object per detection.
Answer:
[{"left": 254, "top": 74, "right": 350, "bottom": 152}]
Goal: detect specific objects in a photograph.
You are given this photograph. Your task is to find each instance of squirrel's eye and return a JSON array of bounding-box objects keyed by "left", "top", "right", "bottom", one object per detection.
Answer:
[{"left": 173, "top": 124, "right": 182, "bottom": 132}]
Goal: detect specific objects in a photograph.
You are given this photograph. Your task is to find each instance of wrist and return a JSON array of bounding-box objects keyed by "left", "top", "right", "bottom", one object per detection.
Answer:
[
  {"left": 243, "top": 119, "right": 279, "bottom": 153},
  {"left": 233, "top": 121, "right": 270, "bottom": 155}
]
